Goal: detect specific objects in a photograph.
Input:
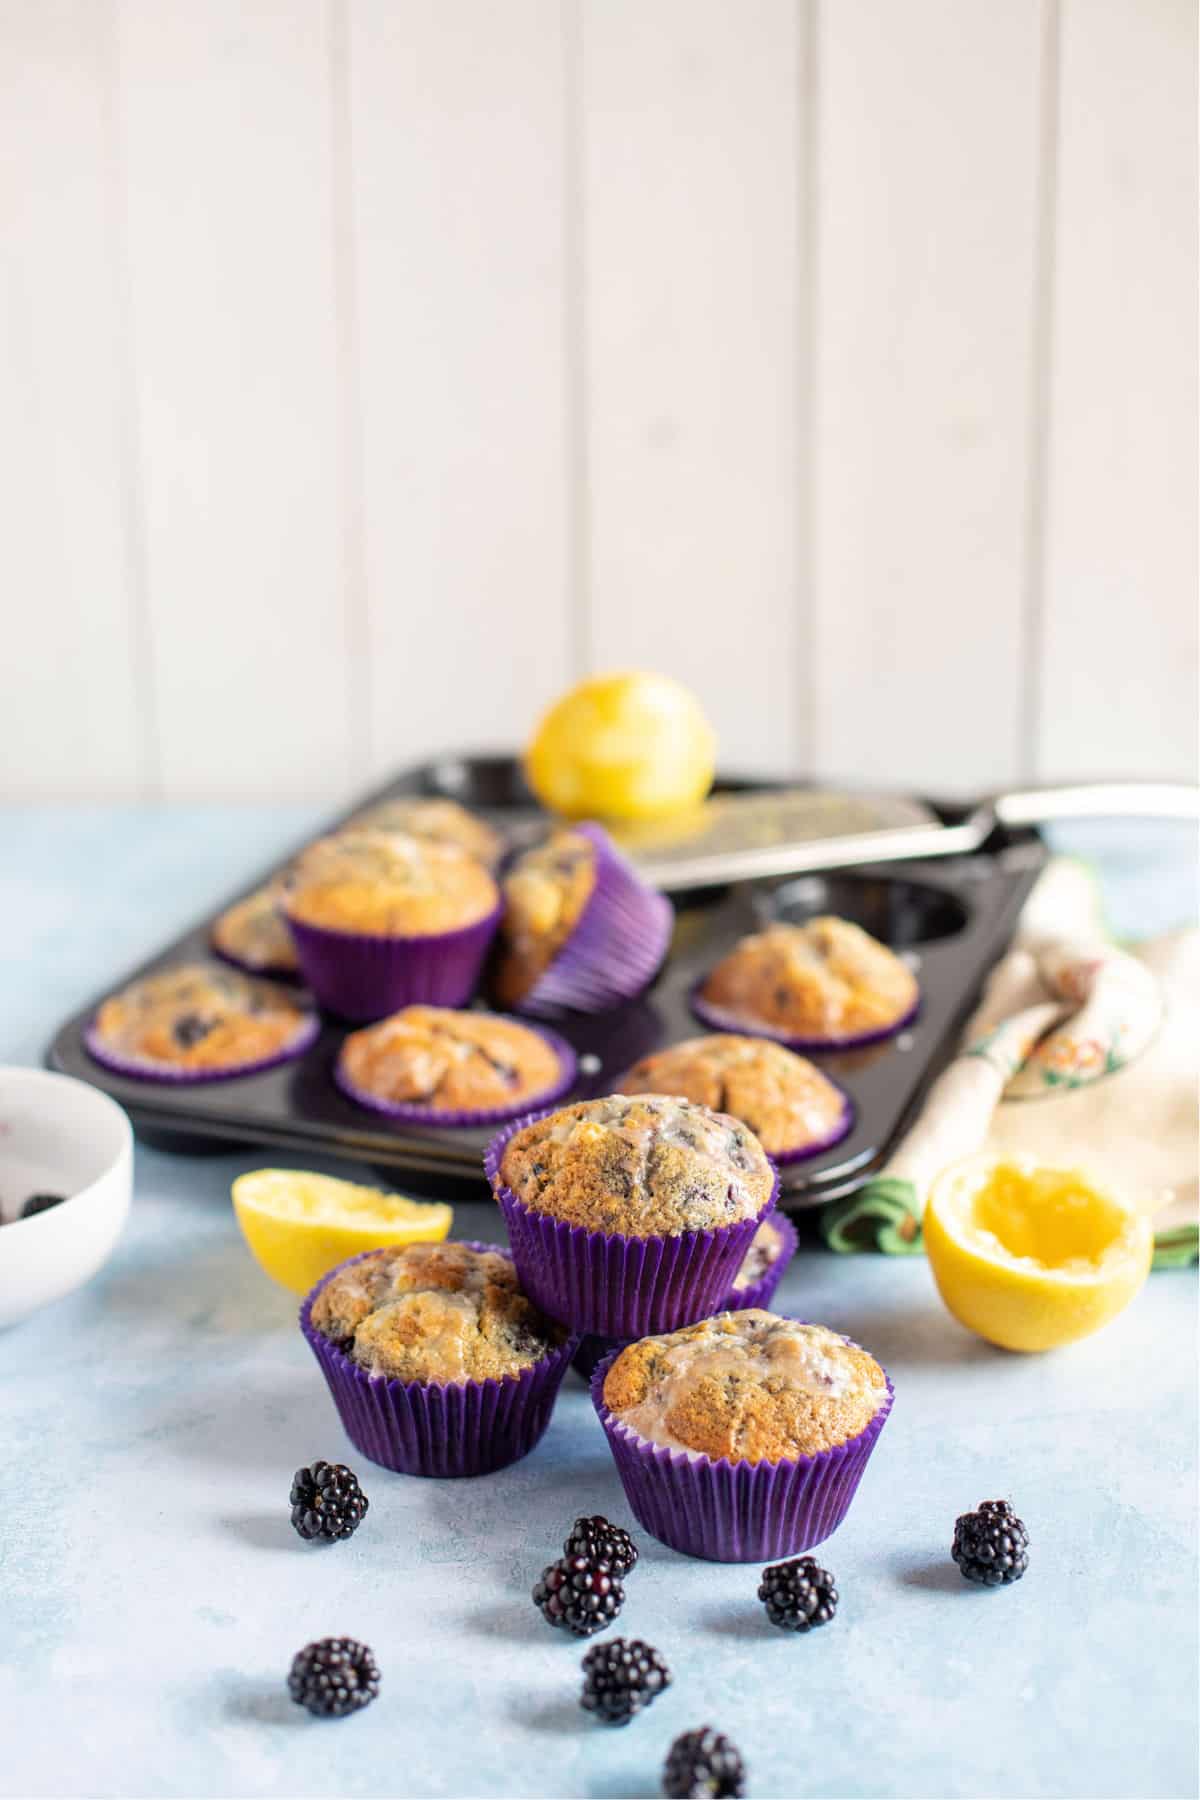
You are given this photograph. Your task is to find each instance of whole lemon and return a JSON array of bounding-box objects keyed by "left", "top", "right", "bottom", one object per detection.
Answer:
[{"left": 525, "top": 672, "right": 717, "bottom": 822}]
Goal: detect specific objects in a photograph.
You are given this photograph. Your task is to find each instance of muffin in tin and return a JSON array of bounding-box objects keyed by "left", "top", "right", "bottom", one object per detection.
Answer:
[
  {"left": 694, "top": 916, "right": 918, "bottom": 1049},
  {"left": 86, "top": 962, "right": 316, "bottom": 1082},
  {"left": 615, "top": 1033, "right": 852, "bottom": 1163},
  {"left": 302, "top": 1240, "right": 575, "bottom": 1477},
  {"left": 283, "top": 829, "right": 500, "bottom": 1021},
  {"left": 211, "top": 879, "right": 298, "bottom": 977},
  {"left": 491, "top": 823, "right": 673, "bottom": 1018},
  {"left": 347, "top": 797, "right": 504, "bottom": 871},
  {"left": 335, "top": 1005, "right": 576, "bottom": 1127},
  {"left": 594, "top": 1310, "right": 893, "bottom": 1561},
  {"left": 486, "top": 1095, "right": 776, "bottom": 1338}
]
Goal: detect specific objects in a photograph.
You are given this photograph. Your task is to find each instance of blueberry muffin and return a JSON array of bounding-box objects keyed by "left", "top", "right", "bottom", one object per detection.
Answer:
[
  {"left": 497, "top": 1094, "right": 774, "bottom": 1238},
  {"left": 615, "top": 1034, "right": 850, "bottom": 1160},
  {"left": 285, "top": 830, "right": 499, "bottom": 938},
  {"left": 309, "top": 1241, "right": 566, "bottom": 1383},
  {"left": 728, "top": 1217, "right": 789, "bottom": 1296},
  {"left": 211, "top": 879, "right": 298, "bottom": 976},
  {"left": 348, "top": 797, "right": 503, "bottom": 871},
  {"left": 87, "top": 962, "right": 314, "bottom": 1078},
  {"left": 696, "top": 917, "right": 918, "bottom": 1045},
  {"left": 602, "top": 1310, "right": 888, "bottom": 1463},
  {"left": 336, "top": 1005, "right": 572, "bottom": 1121},
  {"left": 492, "top": 829, "right": 597, "bottom": 1008}
]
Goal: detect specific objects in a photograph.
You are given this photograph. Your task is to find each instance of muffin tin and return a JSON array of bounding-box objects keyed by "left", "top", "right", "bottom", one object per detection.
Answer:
[{"left": 45, "top": 756, "right": 1046, "bottom": 1209}]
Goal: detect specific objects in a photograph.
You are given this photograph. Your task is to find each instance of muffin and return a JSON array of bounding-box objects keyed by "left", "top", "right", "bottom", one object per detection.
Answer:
[
  {"left": 211, "top": 879, "right": 299, "bottom": 977},
  {"left": 492, "top": 822, "right": 673, "bottom": 1017},
  {"left": 335, "top": 1005, "right": 576, "bottom": 1127},
  {"left": 694, "top": 916, "right": 919, "bottom": 1048},
  {"left": 347, "top": 797, "right": 504, "bottom": 871},
  {"left": 485, "top": 1095, "right": 777, "bottom": 1337},
  {"left": 85, "top": 962, "right": 317, "bottom": 1082},
  {"left": 615, "top": 1033, "right": 852, "bottom": 1163},
  {"left": 301, "top": 1240, "right": 575, "bottom": 1477},
  {"left": 593, "top": 1310, "right": 893, "bottom": 1561},
  {"left": 283, "top": 829, "right": 501, "bottom": 1021}
]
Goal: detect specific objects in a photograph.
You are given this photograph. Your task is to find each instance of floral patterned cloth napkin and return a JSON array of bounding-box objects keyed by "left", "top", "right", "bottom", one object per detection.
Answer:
[{"left": 821, "top": 861, "right": 1200, "bottom": 1268}]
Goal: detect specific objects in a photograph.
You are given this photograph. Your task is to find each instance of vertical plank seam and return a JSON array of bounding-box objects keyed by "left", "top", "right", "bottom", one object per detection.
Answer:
[
  {"left": 794, "top": 0, "right": 819, "bottom": 777},
  {"left": 102, "top": 0, "right": 161, "bottom": 801},
  {"left": 562, "top": 0, "right": 591, "bottom": 680},
  {"left": 328, "top": 0, "right": 373, "bottom": 783},
  {"left": 1019, "top": 0, "right": 1062, "bottom": 786}
]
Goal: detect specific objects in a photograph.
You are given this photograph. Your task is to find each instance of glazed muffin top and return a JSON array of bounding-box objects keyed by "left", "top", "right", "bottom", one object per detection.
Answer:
[
  {"left": 729, "top": 1216, "right": 787, "bottom": 1293},
  {"left": 699, "top": 916, "right": 918, "bottom": 1041},
  {"left": 338, "top": 1005, "right": 566, "bottom": 1113},
  {"left": 310, "top": 1241, "right": 566, "bottom": 1383},
  {"left": 497, "top": 1094, "right": 774, "bottom": 1237},
  {"left": 347, "top": 797, "right": 504, "bottom": 871},
  {"left": 493, "top": 829, "right": 597, "bottom": 1007},
  {"left": 284, "top": 829, "right": 499, "bottom": 937},
  {"left": 602, "top": 1310, "right": 888, "bottom": 1463},
  {"left": 211, "top": 880, "right": 298, "bottom": 975},
  {"left": 91, "top": 963, "right": 311, "bottom": 1071},
  {"left": 615, "top": 1033, "right": 847, "bottom": 1157}
]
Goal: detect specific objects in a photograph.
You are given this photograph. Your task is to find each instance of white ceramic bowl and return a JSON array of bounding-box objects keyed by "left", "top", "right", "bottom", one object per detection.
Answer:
[{"left": 0, "top": 1067, "right": 133, "bottom": 1328}]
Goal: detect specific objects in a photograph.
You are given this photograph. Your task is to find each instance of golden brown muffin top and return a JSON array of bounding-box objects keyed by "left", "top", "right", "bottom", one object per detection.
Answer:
[
  {"left": 310, "top": 1241, "right": 565, "bottom": 1382},
  {"left": 602, "top": 1310, "right": 887, "bottom": 1463},
  {"left": 615, "top": 1033, "right": 847, "bottom": 1157},
  {"left": 729, "top": 1216, "right": 785, "bottom": 1292},
  {"left": 498, "top": 1094, "right": 774, "bottom": 1237},
  {"left": 493, "top": 830, "right": 597, "bottom": 1006},
  {"left": 284, "top": 829, "right": 499, "bottom": 937},
  {"left": 338, "top": 1005, "right": 565, "bottom": 1112},
  {"left": 211, "top": 880, "right": 298, "bottom": 974},
  {"left": 347, "top": 797, "right": 504, "bottom": 871},
  {"left": 700, "top": 916, "right": 918, "bottom": 1040},
  {"left": 93, "top": 963, "right": 310, "bottom": 1070}
]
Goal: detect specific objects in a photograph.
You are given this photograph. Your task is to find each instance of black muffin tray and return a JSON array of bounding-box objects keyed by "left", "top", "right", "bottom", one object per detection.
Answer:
[{"left": 46, "top": 756, "right": 1046, "bottom": 1209}]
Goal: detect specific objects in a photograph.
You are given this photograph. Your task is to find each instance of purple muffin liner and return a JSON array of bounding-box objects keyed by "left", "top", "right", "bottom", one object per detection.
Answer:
[
  {"left": 690, "top": 980, "right": 920, "bottom": 1052},
  {"left": 287, "top": 902, "right": 501, "bottom": 1023},
  {"left": 484, "top": 1113, "right": 778, "bottom": 1337},
  {"left": 84, "top": 1009, "right": 318, "bottom": 1085},
  {"left": 570, "top": 1208, "right": 800, "bottom": 1380},
  {"left": 511, "top": 823, "right": 674, "bottom": 1019},
  {"left": 333, "top": 1016, "right": 579, "bottom": 1129},
  {"left": 299, "top": 1242, "right": 577, "bottom": 1478},
  {"left": 590, "top": 1343, "right": 894, "bottom": 1562}
]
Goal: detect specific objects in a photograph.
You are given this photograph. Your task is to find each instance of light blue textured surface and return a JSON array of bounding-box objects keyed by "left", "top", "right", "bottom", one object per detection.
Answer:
[{"left": 1, "top": 808, "right": 1196, "bottom": 1800}]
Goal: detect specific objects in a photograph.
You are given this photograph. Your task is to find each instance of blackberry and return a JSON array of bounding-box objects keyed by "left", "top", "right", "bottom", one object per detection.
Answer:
[
  {"left": 533, "top": 1554, "right": 624, "bottom": 1636},
  {"left": 287, "top": 1637, "right": 379, "bottom": 1717},
  {"left": 662, "top": 1727, "right": 747, "bottom": 1798},
  {"left": 579, "top": 1636, "right": 671, "bottom": 1725},
  {"left": 290, "top": 1461, "right": 369, "bottom": 1543},
  {"left": 758, "top": 1555, "right": 838, "bottom": 1631},
  {"left": 952, "top": 1499, "right": 1029, "bottom": 1586},
  {"left": 20, "top": 1193, "right": 66, "bottom": 1220},
  {"left": 563, "top": 1514, "right": 639, "bottom": 1579}
]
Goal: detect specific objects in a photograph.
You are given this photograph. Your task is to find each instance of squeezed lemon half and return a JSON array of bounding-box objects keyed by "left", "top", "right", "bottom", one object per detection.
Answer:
[
  {"left": 525, "top": 670, "right": 717, "bottom": 822},
  {"left": 232, "top": 1169, "right": 452, "bottom": 1297},
  {"left": 924, "top": 1155, "right": 1152, "bottom": 1352}
]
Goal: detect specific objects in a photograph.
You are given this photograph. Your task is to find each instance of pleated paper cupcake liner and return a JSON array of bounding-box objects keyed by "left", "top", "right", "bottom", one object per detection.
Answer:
[
  {"left": 287, "top": 904, "right": 501, "bottom": 1023},
  {"left": 485, "top": 1113, "right": 778, "bottom": 1337},
  {"left": 333, "top": 1018, "right": 578, "bottom": 1129},
  {"left": 511, "top": 823, "right": 674, "bottom": 1019},
  {"left": 299, "top": 1243, "right": 576, "bottom": 1478},
  {"left": 591, "top": 1346, "right": 894, "bottom": 1562},
  {"left": 83, "top": 1010, "right": 318, "bottom": 1085},
  {"left": 690, "top": 981, "right": 920, "bottom": 1052}
]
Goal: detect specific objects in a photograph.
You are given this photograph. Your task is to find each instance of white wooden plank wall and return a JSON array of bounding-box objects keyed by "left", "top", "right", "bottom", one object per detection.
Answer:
[{"left": 1, "top": 0, "right": 1195, "bottom": 802}]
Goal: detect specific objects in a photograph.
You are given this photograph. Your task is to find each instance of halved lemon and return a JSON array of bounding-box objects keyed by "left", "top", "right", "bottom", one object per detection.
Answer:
[
  {"left": 525, "top": 670, "right": 717, "bottom": 822},
  {"left": 231, "top": 1169, "right": 452, "bottom": 1297},
  {"left": 924, "top": 1155, "right": 1152, "bottom": 1352}
]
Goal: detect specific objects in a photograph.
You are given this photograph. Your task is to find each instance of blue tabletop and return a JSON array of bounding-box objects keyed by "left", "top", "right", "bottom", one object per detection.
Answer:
[{"left": 1, "top": 809, "right": 1196, "bottom": 1800}]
